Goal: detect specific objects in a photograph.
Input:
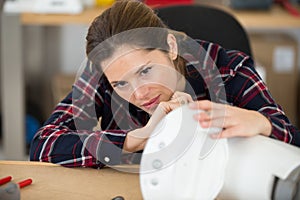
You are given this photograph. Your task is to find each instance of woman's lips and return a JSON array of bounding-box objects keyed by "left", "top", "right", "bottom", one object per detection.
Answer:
[{"left": 142, "top": 95, "right": 160, "bottom": 110}]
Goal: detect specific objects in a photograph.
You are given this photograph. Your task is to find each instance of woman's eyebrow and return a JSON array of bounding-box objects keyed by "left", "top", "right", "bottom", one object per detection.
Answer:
[{"left": 134, "top": 61, "right": 151, "bottom": 75}]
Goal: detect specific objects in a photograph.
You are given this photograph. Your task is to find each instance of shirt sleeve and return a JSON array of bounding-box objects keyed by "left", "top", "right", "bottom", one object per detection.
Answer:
[
  {"left": 225, "top": 62, "right": 299, "bottom": 145},
  {"left": 29, "top": 63, "right": 128, "bottom": 168},
  {"left": 29, "top": 91, "right": 127, "bottom": 168}
]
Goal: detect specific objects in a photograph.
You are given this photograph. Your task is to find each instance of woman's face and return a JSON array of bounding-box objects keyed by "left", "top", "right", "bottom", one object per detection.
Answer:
[{"left": 102, "top": 46, "right": 184, "bottom": 114}]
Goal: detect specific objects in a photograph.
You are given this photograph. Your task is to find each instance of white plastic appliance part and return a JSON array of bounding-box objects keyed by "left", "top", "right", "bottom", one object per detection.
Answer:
[
  {"left": 140, "top": 105, "right": 300, "bottom": 200},
  {"left": 140, "top": 105, "right": 228, "bottom": 200}
]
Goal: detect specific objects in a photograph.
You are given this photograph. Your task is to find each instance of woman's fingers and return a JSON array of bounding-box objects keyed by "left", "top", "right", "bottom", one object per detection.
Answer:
[
  {"left": 194, "top": 108, "right": 227, "bottom": 121},
  {"left": 170, "top": 91, "right": 193, "bottom": 106},
  {"left": 171, "top": 91, "right": 193, "bottom": 102},
  {"left": 191, "top": 101, "right": 272, "bottom": 139},
  {"left": 159, "top": 101, "right": 182, "bottom": 114},
  {"left": 194, "top": 115, "right": 229, "bottom": 128},
  {"left": 189, "top": 100, "right": 227, "bottom": 114},
  {"left": 191, "top": 101, "right": 228, "bottom": 129},
  {"left": 158, "top": 91, "right": 194, "bottom": 114}
]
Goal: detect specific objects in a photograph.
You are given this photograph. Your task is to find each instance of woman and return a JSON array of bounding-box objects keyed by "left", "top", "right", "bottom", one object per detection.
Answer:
[{"left": 30, "top": 0, "right": 299, "bottom": 168}]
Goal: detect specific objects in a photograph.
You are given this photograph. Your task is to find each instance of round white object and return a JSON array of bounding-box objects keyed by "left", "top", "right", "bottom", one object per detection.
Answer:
[{"left": 140, "top": 105, "right": 228, "bottom": 200}]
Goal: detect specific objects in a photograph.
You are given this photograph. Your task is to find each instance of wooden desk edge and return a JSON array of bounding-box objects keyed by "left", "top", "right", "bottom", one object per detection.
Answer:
[
  {"left": 0, "top": 161, "right": 141, "bottom": 171},
  {"left": 0, "top": 160, "right": 60, "bottom": 167}
]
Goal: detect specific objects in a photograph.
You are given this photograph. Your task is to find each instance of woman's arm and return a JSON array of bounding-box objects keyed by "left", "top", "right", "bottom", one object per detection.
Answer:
[
  {"left": 30, "top": 64, "right": 130, "bottom": 168},
  {"left": 29, "top": 92, "right": 127, "bottom": 168},
  {"left": 234, "top": 64, "right": 298, "bottom": 144},
  {"left": 190, "top": 64, "right": 299, "bottom": 145}
]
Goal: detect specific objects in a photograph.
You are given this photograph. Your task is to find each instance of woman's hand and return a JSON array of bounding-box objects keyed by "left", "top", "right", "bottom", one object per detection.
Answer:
[
  {"left": 158, "top": 91, "right": 194, "bottom": 114},
  {"left": 189, "top": 100, "right": 272, "bottom": 139},
  {"left": 123, "top": 91, "right": 193, "bottom": 152},
  {"left": 145, "top": 91, "right": 194, "bottom": 135}
]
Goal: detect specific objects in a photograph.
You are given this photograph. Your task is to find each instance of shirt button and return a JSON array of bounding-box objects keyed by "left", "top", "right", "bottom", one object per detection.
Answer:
[{"left": 104, "top": 156, "right": 110, "bottom": 163}]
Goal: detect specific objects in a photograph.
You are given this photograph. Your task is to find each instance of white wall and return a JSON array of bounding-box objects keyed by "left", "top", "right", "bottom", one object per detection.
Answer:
[
  {"left": 60, "top": 25, "right": 89, "bottom": 74},
  {"left": 23, "top": 25, "right": 88, "bottom": 119}
]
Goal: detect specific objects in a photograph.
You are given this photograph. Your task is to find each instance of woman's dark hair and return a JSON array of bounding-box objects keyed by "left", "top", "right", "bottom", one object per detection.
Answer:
[{"left": 86, "top": 0, "right": 186, "bottom": 75}]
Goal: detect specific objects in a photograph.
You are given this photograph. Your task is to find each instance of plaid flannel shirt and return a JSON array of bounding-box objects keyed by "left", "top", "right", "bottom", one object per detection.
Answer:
[{"left": 30, "top": 40, "right": 299, "bottom": 168}]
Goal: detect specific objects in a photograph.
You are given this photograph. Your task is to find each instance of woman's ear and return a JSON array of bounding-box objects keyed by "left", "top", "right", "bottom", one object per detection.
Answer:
[{"left": 167, "top": 34, "right": 178, "bottom": 61}]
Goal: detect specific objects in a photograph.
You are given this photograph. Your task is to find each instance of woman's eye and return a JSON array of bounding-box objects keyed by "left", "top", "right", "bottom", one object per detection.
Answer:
[
  {"left": 113, "top": 81, "right": 128, "bottom": 88},
  {"left": 140, "top": 66, "right": 152, "bottom": 76}
]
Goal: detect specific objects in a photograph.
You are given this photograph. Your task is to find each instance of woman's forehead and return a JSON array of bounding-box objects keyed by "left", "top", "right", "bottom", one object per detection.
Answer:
[
  {"left": 102, "top": 48, "right": 167, "bottom": 72},
  {"left": 102, "top": 50, "right": 152, "bottom": 82},
  {"left": 102, "top": 48, "right": 150, "bottom": 70}
]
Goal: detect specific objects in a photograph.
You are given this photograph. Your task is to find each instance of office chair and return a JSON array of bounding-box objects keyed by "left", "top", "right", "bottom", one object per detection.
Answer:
[{"left": 155, "top": 4, "right": 252, "bottom": 57}]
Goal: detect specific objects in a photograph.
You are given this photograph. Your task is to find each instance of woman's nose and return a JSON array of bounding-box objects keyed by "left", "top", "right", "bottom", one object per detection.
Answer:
[{"left": 133, "top": 85, "right": 149, "bottom": 100}]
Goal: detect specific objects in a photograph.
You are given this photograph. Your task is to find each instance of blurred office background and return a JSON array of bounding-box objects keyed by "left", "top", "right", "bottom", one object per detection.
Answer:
[{"left": 0, "top": 0, "right": 300, "bottom": 159}]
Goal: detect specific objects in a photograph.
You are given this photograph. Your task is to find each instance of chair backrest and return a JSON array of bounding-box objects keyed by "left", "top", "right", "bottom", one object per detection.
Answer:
[{"left": 155, "top": 4, "right": 252, "bottom": 56}]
